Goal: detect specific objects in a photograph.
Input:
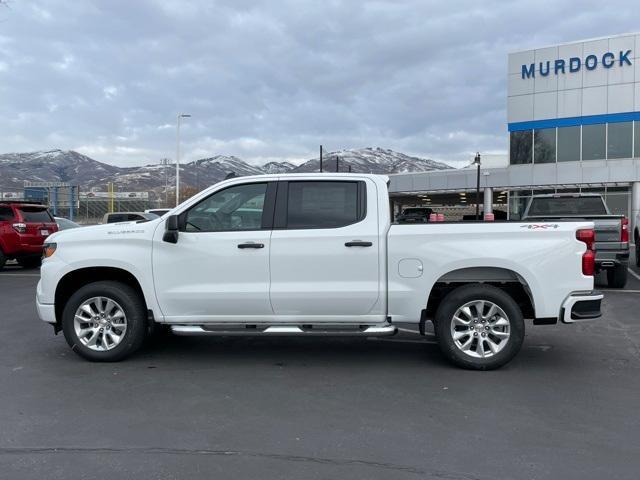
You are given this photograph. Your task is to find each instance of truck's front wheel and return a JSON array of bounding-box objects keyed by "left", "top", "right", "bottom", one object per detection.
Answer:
[
  {"left": 434, "top": 284, "right": 524, "bottom": 370},
  {"left": 61, "top": 281, "right": 147, "bottom": 362}
]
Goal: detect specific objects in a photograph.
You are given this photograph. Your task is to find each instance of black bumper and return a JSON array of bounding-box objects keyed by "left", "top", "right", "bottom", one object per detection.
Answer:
[{"left": 560, "top": 290, "right": 603, "bottom": 324}]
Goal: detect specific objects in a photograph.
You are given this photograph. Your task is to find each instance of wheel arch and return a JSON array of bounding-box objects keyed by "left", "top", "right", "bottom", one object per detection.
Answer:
[
  {"left": 54, "top": 267, "right": 149, "bottom": 326},
  {"left": 422, "top": 267, "right": 535, "bottom": 333}
]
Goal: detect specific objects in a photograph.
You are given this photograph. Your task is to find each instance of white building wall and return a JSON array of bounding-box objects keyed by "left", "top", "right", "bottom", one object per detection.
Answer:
[{"left": 508, "top": 33, "right": 639, "bottom": 124}]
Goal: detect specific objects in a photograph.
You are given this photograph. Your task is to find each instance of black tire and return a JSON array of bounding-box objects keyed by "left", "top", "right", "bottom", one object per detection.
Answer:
[
  {"left": 17, "top": 256, "right": 41, "bottom": 269},
  {"left": 635, "top": 241, "right": 639, "bottom": 268},
  {"left": 434, "top": 284, "right": 525, "bottom": 370},
  {"left": 62, "top": 281, "right": 147, "bottom": 362},
  {"left": 0, "top": 249, "right": 5, "bottom": 270},
  {"left": 607, "top": 265, "right": 627, "bottom": 289}
]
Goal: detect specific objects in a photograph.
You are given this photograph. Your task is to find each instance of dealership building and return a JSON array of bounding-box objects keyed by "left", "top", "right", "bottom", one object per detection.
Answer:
[{"left": 389, "top": 33, "right": 640, "bottom": 233}]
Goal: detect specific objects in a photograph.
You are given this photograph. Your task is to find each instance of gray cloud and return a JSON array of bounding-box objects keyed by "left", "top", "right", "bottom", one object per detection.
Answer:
[{"left": 0, "top": 0, "right": 637, "bottom": 167}]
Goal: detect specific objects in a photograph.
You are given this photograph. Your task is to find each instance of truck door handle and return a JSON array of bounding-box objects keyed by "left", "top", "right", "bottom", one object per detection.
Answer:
[
  {"left": 237, "top": 242, "right": 264, "bottom": 249},
  {"left": 345, "top": 240, "right": 373, "bottom": 247}
]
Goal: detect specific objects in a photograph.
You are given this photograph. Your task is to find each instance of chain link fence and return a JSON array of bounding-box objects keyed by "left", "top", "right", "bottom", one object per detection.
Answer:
[{"left": 1, "top": 188, "right": 168, "bottom": 225}]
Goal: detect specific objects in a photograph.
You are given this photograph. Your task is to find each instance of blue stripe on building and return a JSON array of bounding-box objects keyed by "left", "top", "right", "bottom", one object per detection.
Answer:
[{"left": 508, "top": 111, "right": 640, "bottom": 132}]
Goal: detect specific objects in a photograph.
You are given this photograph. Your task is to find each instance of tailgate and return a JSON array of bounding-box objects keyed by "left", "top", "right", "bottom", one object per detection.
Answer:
[
  {"left": 524, "top": 215, "right": 623, "bottom": 245},
  {"left": 22, "top": 222, "right": 56, "bottom": 244},
  {"left": 592, "top": 218, "right": 622, "bottom": 243}
]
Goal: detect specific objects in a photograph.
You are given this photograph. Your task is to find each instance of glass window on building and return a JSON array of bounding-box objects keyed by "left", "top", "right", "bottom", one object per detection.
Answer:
[
  {"left": 607, "top": 122, "right": 633, "bottom": 159},
  {"left": 509, "top": 130, "right": 532, "bottom": 165},
  {"left": 582, "top": 124, "right": 606, "bottom": 160},
  {"left": 534, "top": 128, "right": 556, "bottom": 163},
  {"left": 604, "top": 193, "right": 630, "bottom": 216},
  {"left": 635, "top": 121, "right": 640, "bottom": 158},
  {"left": 557, "top": 126, "right": 580, "bottom": 162}
]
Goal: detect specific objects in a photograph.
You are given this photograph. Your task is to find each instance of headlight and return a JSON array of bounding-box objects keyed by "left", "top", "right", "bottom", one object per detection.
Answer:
[{"left": 43, "top": 242, "right": 57, "bottom": 259}]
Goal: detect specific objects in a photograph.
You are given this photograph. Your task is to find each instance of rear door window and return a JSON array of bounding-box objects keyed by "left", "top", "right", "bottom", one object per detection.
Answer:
[
  {"left": 284, "top": 181, "right": 365, "bottom": 229},
  {"left": 18, "top": 207, "right": 54, "bottom": 222},
  {"left": 528, "top": 197, "right": 608, "bottom": 216}
]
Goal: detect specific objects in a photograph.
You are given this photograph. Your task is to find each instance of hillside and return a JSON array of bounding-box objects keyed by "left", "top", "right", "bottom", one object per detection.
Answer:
[{"left": 0, "top": 148, "right": 452, "bottom": 194}]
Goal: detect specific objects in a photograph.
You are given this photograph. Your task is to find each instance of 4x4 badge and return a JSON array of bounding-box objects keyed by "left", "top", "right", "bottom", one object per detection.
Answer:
[{"left": 520, "top": 224, "right": 559, "bottom": 229}]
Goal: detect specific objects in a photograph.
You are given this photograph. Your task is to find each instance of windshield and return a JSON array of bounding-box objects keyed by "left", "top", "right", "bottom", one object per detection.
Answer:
[
  {"left": 528, "top": 197, "right": 607, "bottom": 216},
  {"left": 18, "top": 207, "right": 54, "bottom": 223}
]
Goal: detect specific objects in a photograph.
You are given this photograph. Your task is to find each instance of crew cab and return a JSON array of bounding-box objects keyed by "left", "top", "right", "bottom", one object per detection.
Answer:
[
  {"left": 37, "top": 174, "right": 602, "bottom": 370},
  {"left": 522, "top": 194, "right": 630, "bottom": 288},
  {"left": 0, "top": 201, "right": 58, "bottom": 270}
]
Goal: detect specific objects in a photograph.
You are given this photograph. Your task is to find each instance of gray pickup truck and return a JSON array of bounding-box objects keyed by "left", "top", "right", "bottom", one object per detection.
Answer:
[{"left": 522, "top": 194, "right": 630, "bottom": 288}]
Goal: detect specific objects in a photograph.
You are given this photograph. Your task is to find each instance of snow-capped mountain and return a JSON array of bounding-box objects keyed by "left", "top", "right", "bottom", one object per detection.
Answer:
[
  {"left": 292, "top": 147, "right": 451, "bottom": 174},
  {"left": 0, "top": 150, "right": 121, "bottom": 189},
  {"left": 106, "top": 155, "right": 266, "bottom": 191},
  {"left": 262, "top": 161, "right": 296, "bottom": 174},
  {"left": 0, "top": 148, "right": 452, "bottom": 194}
]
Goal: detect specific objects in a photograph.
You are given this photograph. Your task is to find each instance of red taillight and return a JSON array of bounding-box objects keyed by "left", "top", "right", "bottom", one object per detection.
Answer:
[
  {"left": 576, "top": 228, "right": 596, "bottom": 276},
  {"left": 582, "top": 250, "right": 595, "bottom": 276},
  {"left": 621, "top": 217, "right": 629, "bottom": 243},
  {"left": 576, "top": 228, "right": 595, "bottom": 250}
]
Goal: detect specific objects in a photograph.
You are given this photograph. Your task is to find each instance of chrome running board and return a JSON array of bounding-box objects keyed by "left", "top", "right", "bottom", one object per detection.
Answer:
[{"left": 170, "top": 324, "right": 397, "bottom": 337}]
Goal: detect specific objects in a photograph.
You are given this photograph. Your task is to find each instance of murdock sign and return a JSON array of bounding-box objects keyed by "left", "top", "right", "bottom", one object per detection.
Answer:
[{"left": 521, "top": 50, "right": 632, "bottom": 79}]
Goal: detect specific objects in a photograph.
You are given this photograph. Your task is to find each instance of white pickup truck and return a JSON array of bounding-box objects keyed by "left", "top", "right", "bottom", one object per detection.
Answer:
[{"left": 37, "top": 174, "right": 602, "bottom": 369}]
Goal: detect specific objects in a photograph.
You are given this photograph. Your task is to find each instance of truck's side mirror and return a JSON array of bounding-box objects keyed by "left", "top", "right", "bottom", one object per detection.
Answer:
[{"left": 163, "top": 215, "right": 179, "bottom": 244}]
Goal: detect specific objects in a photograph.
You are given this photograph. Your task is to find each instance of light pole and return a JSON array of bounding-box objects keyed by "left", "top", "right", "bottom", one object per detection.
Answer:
[
  {"left": 161, "top": 158, "right": 170, "bottom": 207},
  {"left": 474, "top": 152, "right": 481, "bottom": 220},
  {"left": 176, "top": 113, "right": 191, "bottom": 206}
]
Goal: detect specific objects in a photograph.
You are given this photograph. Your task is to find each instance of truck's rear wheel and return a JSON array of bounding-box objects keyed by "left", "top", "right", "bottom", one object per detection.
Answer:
[
  {"left": 434, "top": 284, "right": 524, "bottom": 370},
  {"left": 62, "top": 281, "right": 147, "bottom": 362},
  {"left": 606, "top": 265, "right": 627, "bottom": 289}
]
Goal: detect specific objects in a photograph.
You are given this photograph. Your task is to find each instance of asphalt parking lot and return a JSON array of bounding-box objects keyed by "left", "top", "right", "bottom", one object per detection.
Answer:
[{"left": 1, "top": 260, "right": 639, "bottom": 480}]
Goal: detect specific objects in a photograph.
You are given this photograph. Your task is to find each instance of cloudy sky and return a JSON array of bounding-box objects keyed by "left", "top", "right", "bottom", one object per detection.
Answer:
[{"left": 0, "top": 0, "right": 637, "bottom": 168}]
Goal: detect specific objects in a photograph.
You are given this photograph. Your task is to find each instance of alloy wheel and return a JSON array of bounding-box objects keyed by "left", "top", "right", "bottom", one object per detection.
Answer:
[
  {"left": 450, "top": 300, "right": 511, "bottom": 358},
  {"left": 73, "top": 296, "right": 128, "bottom": 351}
]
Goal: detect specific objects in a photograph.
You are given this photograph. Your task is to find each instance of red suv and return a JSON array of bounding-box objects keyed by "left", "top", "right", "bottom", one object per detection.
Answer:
[{"left": 0, "top": 202, "right": 58, "bottom": 270}]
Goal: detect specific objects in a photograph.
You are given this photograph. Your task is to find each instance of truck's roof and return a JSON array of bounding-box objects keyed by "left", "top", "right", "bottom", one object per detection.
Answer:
[
  {"left": 228, "top": 172, "right": 390, "bottom": 182},
  {"left": 531, "top": 193, "right": 602, "bottom": 199}
]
